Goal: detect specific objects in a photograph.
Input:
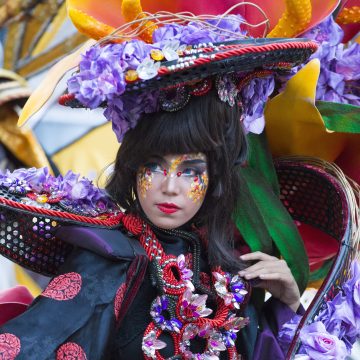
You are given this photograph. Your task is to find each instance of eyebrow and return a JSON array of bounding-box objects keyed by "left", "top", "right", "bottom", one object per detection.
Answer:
[
  {"left": 180, "top": 159, "right": 207, "bottom": 166},
  {"left": 147, "top": 156, "right": 206, "bottom": 166}
]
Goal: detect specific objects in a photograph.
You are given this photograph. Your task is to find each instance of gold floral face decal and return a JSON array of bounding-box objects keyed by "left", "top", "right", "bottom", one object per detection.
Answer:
[
  {"left": 137, "top": 167, "right": 153, "bottom": 198},
  {"left": 187, "top": 172, "right": 209, "bottom": 203}
]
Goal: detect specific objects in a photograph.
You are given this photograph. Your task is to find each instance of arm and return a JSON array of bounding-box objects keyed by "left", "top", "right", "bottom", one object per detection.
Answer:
[
  {"left": 0, "top": 247, "right": 130, "bottom": 360},
  {"left": 239, "top": 252, "right": 304, "bottom": 359}
]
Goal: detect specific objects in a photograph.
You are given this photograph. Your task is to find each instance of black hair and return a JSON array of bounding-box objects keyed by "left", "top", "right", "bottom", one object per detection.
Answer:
[{"left": 106, "top": 89, "right": 248, "bottom": 272}]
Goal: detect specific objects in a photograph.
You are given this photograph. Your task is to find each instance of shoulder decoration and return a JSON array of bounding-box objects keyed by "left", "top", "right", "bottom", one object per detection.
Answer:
[
  {"left": 0, "top": 167, "right": 123, "bottom": 276},
  {"left": 0, "top": 167, "right": 121, "bottom": 225}
]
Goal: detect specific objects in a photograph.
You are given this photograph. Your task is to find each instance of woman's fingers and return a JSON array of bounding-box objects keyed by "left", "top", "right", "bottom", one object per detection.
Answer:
[
  {"left": 239, "top": 259, "right": 291, "bottom": 279},
  {"left": 240, "top": 251, "right": 277, "bottom": 262}
]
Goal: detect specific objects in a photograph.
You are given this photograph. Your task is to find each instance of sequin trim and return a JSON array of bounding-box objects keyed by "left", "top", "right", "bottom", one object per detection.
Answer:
[
  {"left": 42, "top": 272, "right": 82, "bottom": 301},
  {"left": 0, "top": 333, "right": 21, "bottom": 360},
  {"left": 56, "top": 342, "right": 87, "bottom": 360}
]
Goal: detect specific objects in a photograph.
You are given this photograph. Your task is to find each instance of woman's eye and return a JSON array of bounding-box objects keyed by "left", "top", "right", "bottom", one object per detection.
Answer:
[
  {"left": 144, "top": 162, "right": 163, "bottom": 173},
  {"left": 181, "top": 167, "right": 201, "bottom": 177}
]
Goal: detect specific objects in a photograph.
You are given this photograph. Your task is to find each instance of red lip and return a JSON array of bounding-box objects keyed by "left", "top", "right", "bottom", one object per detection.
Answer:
[{"left": 157, "top": 203, "right": 180, "bottom": 214}]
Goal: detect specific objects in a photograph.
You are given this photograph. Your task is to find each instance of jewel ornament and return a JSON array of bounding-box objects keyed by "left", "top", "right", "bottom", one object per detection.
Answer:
[
  {"left": 121, "top": 214, "right": 251, "bottom": 360},
  {"left": 213, "top": 272, "right": 248, "bottom": 310},
  {"left": 137, "top": 58, "right": 161, "bottom": 80}
]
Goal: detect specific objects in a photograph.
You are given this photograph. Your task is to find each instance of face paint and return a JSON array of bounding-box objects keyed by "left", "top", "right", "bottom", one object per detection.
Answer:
[
  {"left": 136, "top": 153, "right": 209, "bottom": 229},
  {"left": 187, "top": 172, "right": 209, "bottom": 203},
  {"left": 137, "top": 167, "right": 153, "bottom": 198}
]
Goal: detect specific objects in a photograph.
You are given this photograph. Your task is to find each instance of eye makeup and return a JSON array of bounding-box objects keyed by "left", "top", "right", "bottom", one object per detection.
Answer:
[
  {"left": 137, "top": 166, "right": 153, "bottom": 198},
  {"left": 187, "top": 172, "right": 209, "bottom": 203}
]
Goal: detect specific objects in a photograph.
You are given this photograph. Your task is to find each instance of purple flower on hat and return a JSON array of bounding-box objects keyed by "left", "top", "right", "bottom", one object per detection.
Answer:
[
  {"left": 105, "top": 90, "right": 159, "bottom": 142},
  {"left": 207, "top": 14, "right": 247, "bottom": 40},
  {"left": 68, "top": 43, "right": 127, "bottom": 109},
  {"left": 240, "top": 75, "right": 275, "bottom": 134},
  {"left": 152, "top": 23, "right": 183, "bottom": 45},
  {"left": 180, "top": 23, "right": 217, "bottom": 45},
  {"left": 299, "top": 321, "right": 349, "bottom": 360}
]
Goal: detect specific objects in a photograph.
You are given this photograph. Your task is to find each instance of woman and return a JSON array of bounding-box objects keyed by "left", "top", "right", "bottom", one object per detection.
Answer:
[
  {"left": 0, "top": 92, "right": 303, "bottom": 360},
  {"left": 0, "top": 5, "right": 317, "bottom": 359}
]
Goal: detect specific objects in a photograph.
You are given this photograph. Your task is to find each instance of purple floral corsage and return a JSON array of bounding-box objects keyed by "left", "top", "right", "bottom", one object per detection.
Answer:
[
  {"left": 150, "top": 296, "right": 182, "bottom": 333},
  {"left": 213, "top": 272, "right": 248, "bottom": 310}
]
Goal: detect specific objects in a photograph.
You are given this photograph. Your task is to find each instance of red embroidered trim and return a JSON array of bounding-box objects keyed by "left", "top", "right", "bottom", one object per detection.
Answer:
[
  {"left": 199, "top": 272, "right": 211, "bottom": 290},
  {"left": 42, "top": 272, "right": 82, "bottom": 301},
  {"left": 114, "top": 283, "right": 127, "bottom": 322},
  {"left": 56, "top": 342, "right": 87, "bottom": 360},
  {"left": 0, "top": 333, "right": 21, "bottom": 360}
]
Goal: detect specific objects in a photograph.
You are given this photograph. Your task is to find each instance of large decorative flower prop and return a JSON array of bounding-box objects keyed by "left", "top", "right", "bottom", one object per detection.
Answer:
[
  {"left": 265, "top": 14, "right": 360, "bottom": 183},
  {"left": 279, "top": 261, "right": 360, "bottom": 359}
]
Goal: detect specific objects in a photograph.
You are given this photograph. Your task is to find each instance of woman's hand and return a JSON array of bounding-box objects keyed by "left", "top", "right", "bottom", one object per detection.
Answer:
[{"left": 239, "top": 251, "right": 301, "bottom": 312}]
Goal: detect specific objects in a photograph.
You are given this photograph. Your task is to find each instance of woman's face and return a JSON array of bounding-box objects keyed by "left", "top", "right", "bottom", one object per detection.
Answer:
[{"left": 136, "top": 153, "right": 208, "bottom": 229}]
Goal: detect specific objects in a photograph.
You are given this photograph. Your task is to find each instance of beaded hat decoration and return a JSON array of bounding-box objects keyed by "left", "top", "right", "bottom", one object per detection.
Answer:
[{"left": 59, "top": 4, "right": 318, "bottom": 142}]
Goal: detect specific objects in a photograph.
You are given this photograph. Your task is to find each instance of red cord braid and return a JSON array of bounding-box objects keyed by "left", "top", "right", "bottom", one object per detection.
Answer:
[
  {"left": 0, "top": 196, "right": 122, "bottom": 227},
  {"left": 58, "top": 93, "right": 75, "bottom": 105}
]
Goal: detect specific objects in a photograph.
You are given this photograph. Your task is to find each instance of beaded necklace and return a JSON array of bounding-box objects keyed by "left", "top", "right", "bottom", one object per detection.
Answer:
[{"left": 121, "top": 214, "right": 250, "bottom": 360}]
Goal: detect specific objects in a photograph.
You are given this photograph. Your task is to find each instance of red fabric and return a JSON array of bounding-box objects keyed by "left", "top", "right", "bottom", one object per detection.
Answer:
[
  {"left": 296, "top": 222, "right": 340, "bottom": 272},
  {"left": 42, "top": 272, "right": 82, "bottom": 301},
  {"left": 0, "top": 286, "right": 33, "bottom": 327}
]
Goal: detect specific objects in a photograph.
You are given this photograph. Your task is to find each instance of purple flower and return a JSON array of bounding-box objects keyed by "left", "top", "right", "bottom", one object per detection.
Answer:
[
  {"left": 142, "top": 331, "right": 167, "bottom": 358},
  {"left": 180, "top": 23, "right": 217, "bottom": 45},
  {"left": 152, "top": 24, "right": 183, "bottom": 46},
  {"left": 121, "top": 40, "right": 154, "bottom": 69},
  {"left": 300, "top": 321, "right": 349, "bottom": 360},
  {"left": 207, "top": 15, "right": 247, "bottom": 40},
  {"left": 278, "top": 314, "right": 302, "bottom": 354},
  {"left": 302, "top": 16, "right": 343, "bottom": 46},
  {"left": 336, "top": 43, "right": 360, "bottom": 81},
  {"left": 68, "top": 43, "right": 128, "bottom": 109},
  {"left": 299, "top": 16, "right": 360, "bottom": 106},
  {"left": 240, "top": 75, "right": 275, "bottom": 134},
  {"left": 105, "top": 91, "right": 159, "bottom": 142}
]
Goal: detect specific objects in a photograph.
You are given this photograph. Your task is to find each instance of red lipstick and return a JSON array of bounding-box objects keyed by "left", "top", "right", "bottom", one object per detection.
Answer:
[{"left": 157, "top": 203, "right": 180, "bottom": 214}]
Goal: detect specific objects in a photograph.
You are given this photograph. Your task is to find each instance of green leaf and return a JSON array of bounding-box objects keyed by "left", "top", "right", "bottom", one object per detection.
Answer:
[
  {"left": 247, "top": 132, "right": 280, "bottom": 196},
  {"left": 234, "top": 166, "right": 309, "bottom": 293},
  {"left": 317, "top": 101, "right": 360, "bottom": 133}
]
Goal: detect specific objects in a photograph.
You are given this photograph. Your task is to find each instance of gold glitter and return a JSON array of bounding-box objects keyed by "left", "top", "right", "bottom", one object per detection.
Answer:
[
  {"left": 168, "top": 156, "right": 185, "bottom": 176},
  {"left": 138, "top": 167, "right": 153, "bottom": 198},
  {"left": 188, "top": 172, "right": 208, "bottom": 203}
]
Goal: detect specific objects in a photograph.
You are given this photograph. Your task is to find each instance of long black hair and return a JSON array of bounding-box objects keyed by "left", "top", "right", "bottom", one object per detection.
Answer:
[{"left": 106, "top": 89, "right": 248, "bottom": 271}]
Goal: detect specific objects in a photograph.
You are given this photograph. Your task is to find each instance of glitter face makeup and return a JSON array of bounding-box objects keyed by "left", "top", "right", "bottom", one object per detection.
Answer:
[
  {"left": 136, "top": 153, "right": 208, "bottom": 229},
  {"left": 188, "top": 172, "right": 209, "bottom": 203},
  {"left": 137, "top": 167, "right": 153, "bottom": 198}
]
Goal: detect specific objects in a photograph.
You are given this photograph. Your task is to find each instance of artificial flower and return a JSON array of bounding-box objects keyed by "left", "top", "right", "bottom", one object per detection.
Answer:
[
  {"left": 142, "top": 331, "right": 167, "bottom": 359},
  {"left": 299, "top": 321, "right": 348, "bottom": 360},
  {"left": 181, "top": 288, "right": 212, "bottom": 319}
]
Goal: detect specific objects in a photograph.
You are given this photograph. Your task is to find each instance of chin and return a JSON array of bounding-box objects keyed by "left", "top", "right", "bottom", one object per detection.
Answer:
[{"left": 151, "top": 217, "right": 184, "bottom": 230}]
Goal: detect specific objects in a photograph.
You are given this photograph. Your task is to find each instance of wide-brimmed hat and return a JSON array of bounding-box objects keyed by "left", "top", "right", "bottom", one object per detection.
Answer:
[{"left": 56, "top": 9, "right": 317, "bottom": 141}]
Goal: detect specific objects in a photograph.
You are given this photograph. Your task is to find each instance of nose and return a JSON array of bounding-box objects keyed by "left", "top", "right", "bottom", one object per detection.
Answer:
[{"left": 161, "top": 175, "right": 181, "bottom": 195}]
